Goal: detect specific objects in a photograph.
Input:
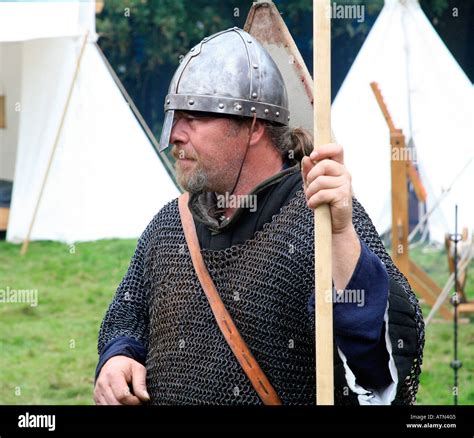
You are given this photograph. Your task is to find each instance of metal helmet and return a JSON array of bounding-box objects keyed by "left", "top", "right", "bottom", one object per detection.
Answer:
[{"left": 158, "top": 27, "right": 290, "bottom": 151}]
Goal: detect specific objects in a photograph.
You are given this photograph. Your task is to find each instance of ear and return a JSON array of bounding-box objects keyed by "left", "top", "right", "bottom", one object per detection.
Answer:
[{"left": 248, "top": 120, "right": 266, "bottom": 147}]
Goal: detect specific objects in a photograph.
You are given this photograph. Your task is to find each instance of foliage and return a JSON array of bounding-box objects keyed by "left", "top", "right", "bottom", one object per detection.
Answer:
[
  {"left": 95, "top": 0, "right": 453, "bottom": 135},
  {"left": 96, "top": 0, "right": 315, "bottom": 134}
]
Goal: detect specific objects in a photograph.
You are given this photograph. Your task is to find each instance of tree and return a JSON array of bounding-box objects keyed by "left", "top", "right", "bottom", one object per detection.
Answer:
[{"left": 96, "top": 0, "right": 456, "bottom": 137}]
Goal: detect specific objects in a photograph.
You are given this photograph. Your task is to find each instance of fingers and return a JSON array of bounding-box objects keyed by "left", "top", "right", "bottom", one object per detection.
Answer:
[
  {"left": 301, "top": 156, "right": 313, "bottom": 189},
  {"left": 306, "top": 188, "right": 333, "bottom": 210},
  {"left": 93, "top": 356, "right": 148, "bottom": 406},
  {"left": 110, "top": 372, "right": 143, "bottom": 406},
  {"left": 302, "top": 156, "right": 349, "bottom": 201},
  {"left": 306, "top": 185, "right": 351, "bottom": 210},
  {"left": 305, "top": 175, "right": 346, "bottom": 200},
  {"left": 305, "top": 159, "right": 347, "bottom": 186},
  {"left": 95, "top": 371, "right": 140, "bottom": 405},
  {"left": 131, "top": 362, "right": 150, "bottom": 403},
  {"left": 309, "top": 143, "right": 344, "bottom": 164},
  {"left": 94, "top": 379, "right": 122, "bottom": 405},
  {"left": 301, "top": 143, "right": 346, "bottom": 189}
]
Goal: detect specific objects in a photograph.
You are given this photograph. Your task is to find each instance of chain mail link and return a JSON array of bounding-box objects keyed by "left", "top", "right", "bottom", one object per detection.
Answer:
[{"left": 98, "top": 190, "right": 423, "bottom": 405}]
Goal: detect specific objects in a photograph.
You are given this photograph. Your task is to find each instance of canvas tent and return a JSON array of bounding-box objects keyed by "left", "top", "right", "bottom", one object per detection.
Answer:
[
  {"left": 332, "top": 0, "right": 474, "bottom": 243},
  {"left": 0, "top": 1, "right": 179, "bottom": 244}
]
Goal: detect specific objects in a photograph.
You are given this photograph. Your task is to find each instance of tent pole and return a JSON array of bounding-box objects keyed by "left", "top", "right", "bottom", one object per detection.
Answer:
[
  {"left": 94, "top": 43, "right": 179, "bottom": 190},
  {"left": 20, "top": 32, "right": 89, "bottom": 255},
  {"left": 313, "top": 0, "right": 334, "bottom": 405}
]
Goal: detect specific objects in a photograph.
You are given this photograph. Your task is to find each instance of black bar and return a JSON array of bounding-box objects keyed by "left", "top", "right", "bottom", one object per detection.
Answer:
[{"left": 0, "top": 405, "right": 473, "bottom": 435}]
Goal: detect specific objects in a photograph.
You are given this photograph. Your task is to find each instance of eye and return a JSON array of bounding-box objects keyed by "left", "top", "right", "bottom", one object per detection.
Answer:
[{"left": 173, "top": 111, "right": 213, "bottom": 127}]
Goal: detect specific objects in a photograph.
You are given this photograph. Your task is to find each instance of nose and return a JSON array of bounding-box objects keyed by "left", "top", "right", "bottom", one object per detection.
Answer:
[{"left": 169, "top": 117, "right": 189, "bottom": 146}]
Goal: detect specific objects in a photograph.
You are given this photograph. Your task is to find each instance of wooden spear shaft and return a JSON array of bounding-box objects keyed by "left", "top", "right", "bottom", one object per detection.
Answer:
[{"left": 313, "top": 0, "right": 334, "bottom": 405}]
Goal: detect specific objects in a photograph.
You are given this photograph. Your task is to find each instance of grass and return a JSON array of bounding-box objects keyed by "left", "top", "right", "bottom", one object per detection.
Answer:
[
  {"left": 409, "top": 244, "right": 474, "bottom": 405},
  {"left": 0, "top": 239, "right": 137, "bottom": 405},
  {"left": 0, "top": 239, "right": 473, "bottom": 405}
]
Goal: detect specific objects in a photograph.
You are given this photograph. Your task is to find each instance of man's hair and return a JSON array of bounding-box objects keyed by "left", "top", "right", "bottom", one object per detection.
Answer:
[
  {"left": 264, "top": 123, "right": 313, "bottom": 161},
  {"left": 228, "top": 116, "right": 313, "bottom": 161}
]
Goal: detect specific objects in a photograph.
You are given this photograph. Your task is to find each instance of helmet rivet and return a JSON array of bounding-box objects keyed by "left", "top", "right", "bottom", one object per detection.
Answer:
[
  {"left": 276, "top": 111, "right": 280, "bottom": 117},
  {"left": 288, "top": 116, "right": 290, "bottom": 121},
  {"left": 166, "top": 99, "right": 170, "bottom": 105},
  {"left": 247, "top": 40, "right": 252, "bottom": 44},
  {"left": 233, "top": 26, "right": 238, "bottom": 30},
  {"left": 253, "top": 64, "right": 258, "bottom": 69},
  {"left": 218, "top": 103, "right": 224, "bottom": 109},
  {"left": 203, "top": 38, "right": 208, "bottom": 42},
  {"left": 189, "top": 99, "right": 195, "bottom": 105},
  {"left": 190, "top": 47, "right": 195, "bottom": 52},
  {"left": 251, "top": 107, "right": 256, "bottom": 113},
  {"left": 264, "top": 109, "right": 269, "bottom": 115},
  {"left": 235, "top": 104, "right": 242, "bottom": 111},
  {"left": 252, "top": 92, "right": 258, "bottom": 98}
]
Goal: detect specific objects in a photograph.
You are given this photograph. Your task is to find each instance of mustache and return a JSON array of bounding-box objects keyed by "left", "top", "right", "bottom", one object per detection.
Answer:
[{"left": 171, "top": 146, "right": 197, "bottom": 161}]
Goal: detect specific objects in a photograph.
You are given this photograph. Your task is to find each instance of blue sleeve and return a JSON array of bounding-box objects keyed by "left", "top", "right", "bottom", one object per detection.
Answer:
[
  {"left": 308, "top": 239, "right": 392, "bottom": 389},
  {"left": 95, "top": 336, "right": 147, "bottom": 381}
]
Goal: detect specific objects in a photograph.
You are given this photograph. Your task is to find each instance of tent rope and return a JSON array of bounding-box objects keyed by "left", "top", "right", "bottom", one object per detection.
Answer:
[
  {"left": 94, "top": 43, "right": 179, "bottom": 190},
  {"left": 408, "top": 157, "right": 473, "bottom": 243}
]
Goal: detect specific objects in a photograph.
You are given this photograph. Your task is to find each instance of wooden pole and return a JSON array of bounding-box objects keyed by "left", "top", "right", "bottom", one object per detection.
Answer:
[
  {"left": 20, "top": 32, "right": 89, "bottom": 255},
  {"left": 313, "top": 0, "right": 334, "bottom": 405},
  {"left": 390, "top": 130, "right": 410, "bottom": 276}
]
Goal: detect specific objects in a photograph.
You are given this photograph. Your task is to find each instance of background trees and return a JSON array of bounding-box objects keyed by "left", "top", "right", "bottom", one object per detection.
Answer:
[{"left": 96, "top": 0, "right": 472, "bottom": 139}]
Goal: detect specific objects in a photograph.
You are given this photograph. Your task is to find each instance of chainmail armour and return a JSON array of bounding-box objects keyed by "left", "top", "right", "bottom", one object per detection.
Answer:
[{"left": 98, "top": 190, "right": 424, "bottom": 405}]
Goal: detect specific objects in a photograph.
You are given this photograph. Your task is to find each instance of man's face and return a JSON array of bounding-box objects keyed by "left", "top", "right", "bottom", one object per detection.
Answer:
[{"left": 170, "top": 111, "right": 248, "bottom": 194}]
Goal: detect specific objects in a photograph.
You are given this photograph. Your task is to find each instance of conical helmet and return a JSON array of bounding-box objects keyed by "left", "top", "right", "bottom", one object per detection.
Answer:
[{"left": 159, "top": 27, "right": 290, "bottom": 151}]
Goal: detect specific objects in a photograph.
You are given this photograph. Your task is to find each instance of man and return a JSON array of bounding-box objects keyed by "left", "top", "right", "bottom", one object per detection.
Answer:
[{"left": 94, "top": 28, "right": 423, "bottom": 405}]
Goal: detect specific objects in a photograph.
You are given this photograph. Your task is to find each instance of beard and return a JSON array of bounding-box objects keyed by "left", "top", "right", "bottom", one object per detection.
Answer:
[
  {"left": 175, "top": 161, "right": 209, "bottom": 194},
  {"left": 172, "top": 145, "right": 210, "bottom": 193},
  {"left": 171, "top": 134, "right": 244, "bottom": 195}
]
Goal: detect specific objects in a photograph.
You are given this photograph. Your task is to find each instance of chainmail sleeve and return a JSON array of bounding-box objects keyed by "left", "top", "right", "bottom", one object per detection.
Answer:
[
  {"left": 351, "top": 197, "right": 425, "bottom": 404},
  {"left": 97, "top": 215, "right": 157, "bottom": 354}
]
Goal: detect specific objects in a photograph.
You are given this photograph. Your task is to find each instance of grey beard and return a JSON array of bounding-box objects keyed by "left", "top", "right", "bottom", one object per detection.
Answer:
[{"left": 178, "top": 165, "right": 208, "bottom": 194}]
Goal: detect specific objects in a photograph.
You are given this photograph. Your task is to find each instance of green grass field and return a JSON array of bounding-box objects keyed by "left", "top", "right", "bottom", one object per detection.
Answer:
[
  {"left": 410, "top": 245, "right": 474, "bottom": 405},
  {"left": 0, "top": 239, "right": 472, "bottom": 405},
  {"left": 0, "top": 239, "right": 136, "bottom": 405}
]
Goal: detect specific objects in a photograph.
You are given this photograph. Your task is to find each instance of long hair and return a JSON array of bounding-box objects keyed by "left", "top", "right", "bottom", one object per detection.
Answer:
[
  {"left": 265, "top": 123, "right": 313, "bottom": 161},
  {"left": 228, "top": 116, "right": 314, "bottom": 161}
]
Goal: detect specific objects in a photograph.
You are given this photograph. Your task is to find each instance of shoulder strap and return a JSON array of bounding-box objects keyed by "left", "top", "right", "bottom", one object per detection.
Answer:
[{"left": 178, "top": 193, "right": 282, "bottom": 405}]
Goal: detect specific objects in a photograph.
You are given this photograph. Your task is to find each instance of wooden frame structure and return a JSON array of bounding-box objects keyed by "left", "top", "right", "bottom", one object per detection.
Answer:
[
  {"left": 370, "top": 82, "right": 452, "bottom": 320},
  {"left": 0, "top": 207, "right": 9, "bottom": 231}
]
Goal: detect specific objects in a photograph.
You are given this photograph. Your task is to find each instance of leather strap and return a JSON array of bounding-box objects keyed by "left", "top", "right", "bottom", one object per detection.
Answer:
[{"left": 178, "top": 192, "right": 282, "bottom": 405}]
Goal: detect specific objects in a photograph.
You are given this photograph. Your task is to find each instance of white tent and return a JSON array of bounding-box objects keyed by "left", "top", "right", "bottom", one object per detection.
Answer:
[
  {"left": 0, "top": 1, "right": 179, "bottom": 244},
  {"left": 332, "top": 0, "right": 474, "bottom": 243}
]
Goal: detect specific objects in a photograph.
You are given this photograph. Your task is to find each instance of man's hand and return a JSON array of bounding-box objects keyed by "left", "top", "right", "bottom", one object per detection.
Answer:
[
  {"left": 94, "top": 356, "right": 150, "bottom": 405},
  {"left": 302, "top": 143, "right": 361, "bottom": 290},
  {"left": 301, "top": 143, "right": 353, "bottom": 234}
]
